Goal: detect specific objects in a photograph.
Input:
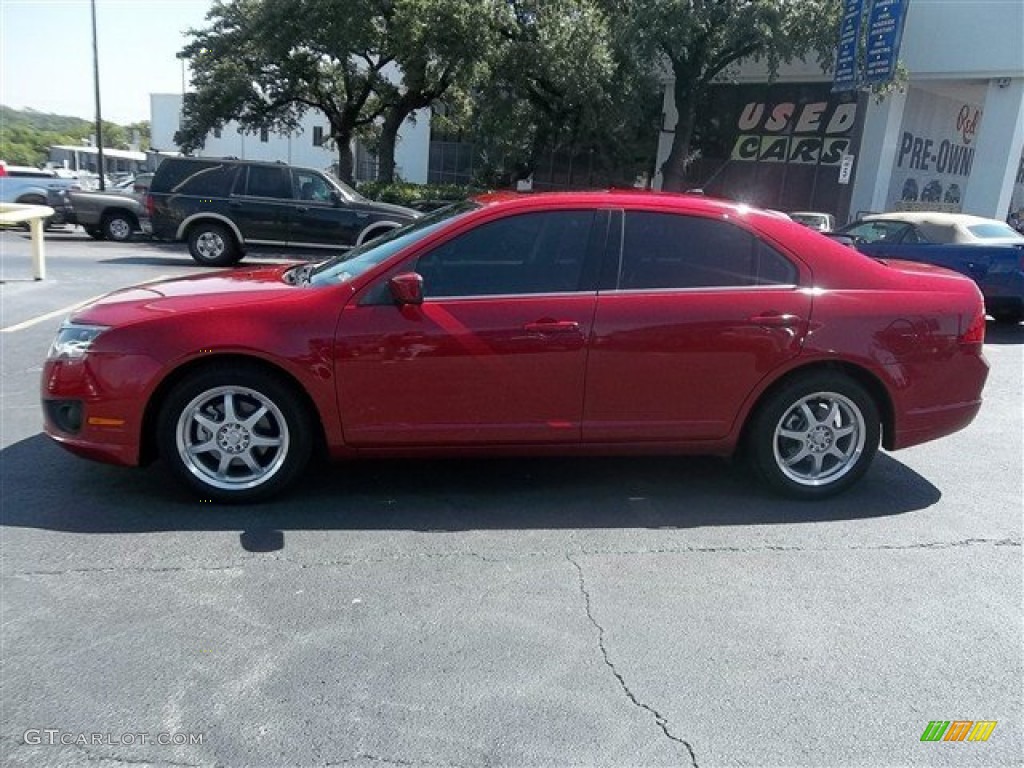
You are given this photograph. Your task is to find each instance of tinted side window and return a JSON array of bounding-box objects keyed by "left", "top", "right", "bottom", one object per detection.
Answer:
[
  {"left": 619, "top": 212, "right": 797, "bottom": 289},
  {"left": 244, "top": 166, "right": 292, "bottom": 199},
  {"left": 416, "top": 211, "right": 595, "bottom": 297},
  {"left": 156, "top": 160, "right": 239, "bottom": 196},
  {"left": 293, "top": 170, "right": 333, "bottom": 202}
]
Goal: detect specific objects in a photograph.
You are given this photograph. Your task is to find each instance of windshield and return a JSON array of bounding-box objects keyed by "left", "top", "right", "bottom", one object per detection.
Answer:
[
  {"left": 841, "top": 220, "right": 911, "bottom": 243},
  {"left": 307, "top": 201, "right": 480, "bottom": 286},
  {"left": 322, "top": 171, "right": 367, "bottom": 203}
]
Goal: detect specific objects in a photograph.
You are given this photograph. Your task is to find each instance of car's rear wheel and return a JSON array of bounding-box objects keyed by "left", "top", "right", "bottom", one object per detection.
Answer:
[
  {"left": 157, "top": 366, "right": 313, "bottom": 502},
  {"left": 747, "top": 372, "right": 880, "bottom": 498},
  {"left": 188, "top": 222, "right": 241, "bottom": 267},
  {"left": 102, "top": 211, "right": 136, "bottom": 242}
]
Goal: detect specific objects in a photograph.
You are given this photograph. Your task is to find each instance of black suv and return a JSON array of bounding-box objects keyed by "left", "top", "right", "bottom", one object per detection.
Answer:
[{"left": 147, "top": 157, "right": 419, "bottom": 266}]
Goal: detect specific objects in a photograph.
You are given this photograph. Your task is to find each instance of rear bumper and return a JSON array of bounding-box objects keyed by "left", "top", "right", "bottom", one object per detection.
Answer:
[
  {"left": 891, "top": 398, "right": 983, "bottom": 450},
  {"left": 890, "top": 349, "right": 989, "bottom": 450}
]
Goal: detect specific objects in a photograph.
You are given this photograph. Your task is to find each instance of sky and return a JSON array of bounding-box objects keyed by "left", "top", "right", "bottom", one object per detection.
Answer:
[{"left": 1, "top": 0, "right": 213, "bottom": 125}]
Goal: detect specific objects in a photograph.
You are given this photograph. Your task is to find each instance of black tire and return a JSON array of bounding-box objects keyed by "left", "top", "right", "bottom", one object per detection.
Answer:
[
  {"left": 85, "top": 226, "right": 105, "bottom": 240},
  {"left": 187, "top": 222, "right": 241, "bottom": 266},
  {"left": 102, "top": 211, "right": 136, "bottom": 242},
  {"left": 747, "top": 372, "right": 880, "bottom": 499},
  {"left": 157, "top": 365, "right": 314, "bottom": 503}
]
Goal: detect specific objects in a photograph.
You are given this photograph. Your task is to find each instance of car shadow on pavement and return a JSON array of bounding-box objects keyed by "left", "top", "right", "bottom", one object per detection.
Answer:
[
  {"left": 985, "top": 320, "right": 1024, "bottom": 345},
  {"left": 1, "top": 434, "right": 941, "bottom": 534}
]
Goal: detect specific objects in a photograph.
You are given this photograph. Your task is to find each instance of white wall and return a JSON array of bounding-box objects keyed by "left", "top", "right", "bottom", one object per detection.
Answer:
[
  {"left": 149, "top": 93, "right": 430, "bottom": 182},
  {"left": 900, "top": 0, "right": 1024, "bottom": 79}
]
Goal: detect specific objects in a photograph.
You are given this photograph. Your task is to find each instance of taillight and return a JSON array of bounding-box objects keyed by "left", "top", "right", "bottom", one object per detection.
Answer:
[
  {"left": 145, "top": 193, "right": 155, "bottom": 217},
  {"left": 958, "top": 309, "right": 986, "bottom": 346},
  {"left": 0, "top": 161, "right": 7, "bottom": 177}
]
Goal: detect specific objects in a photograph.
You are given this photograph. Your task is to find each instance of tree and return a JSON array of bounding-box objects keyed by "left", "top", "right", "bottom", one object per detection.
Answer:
[
  {"left": 469, "top": 0, "right": 659, "bottom": 184},
  {"left": 619, "top": 0, "right": 841, "bottom": 190},
  {"left": 177, "top": 0, "right": 494, "bottom": 184},
  {"left": 178, "top": 0, "right": 400, "bottom": 182},
  {"left": 373, "top": 0, "right": 497, "bottom": 183}
]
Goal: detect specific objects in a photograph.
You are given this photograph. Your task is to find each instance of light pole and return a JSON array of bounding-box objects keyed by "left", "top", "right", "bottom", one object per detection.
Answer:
[{"left": 90, "top": 0, "right": 105, "bottom": 190}]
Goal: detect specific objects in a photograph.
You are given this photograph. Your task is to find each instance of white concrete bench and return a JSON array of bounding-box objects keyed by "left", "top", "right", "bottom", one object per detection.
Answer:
[{"left": 0, "top": 203, "right": 55, "bottom": 280}]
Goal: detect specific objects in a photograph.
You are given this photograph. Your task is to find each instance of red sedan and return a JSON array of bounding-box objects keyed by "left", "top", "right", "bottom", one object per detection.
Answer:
[{"left": 42, "top": 192, "right": 989, "bottom": 502}]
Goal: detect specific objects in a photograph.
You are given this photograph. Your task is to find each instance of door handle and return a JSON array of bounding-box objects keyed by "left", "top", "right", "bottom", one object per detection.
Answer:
[
  {"left": 296, "top": 206, "right": 309, "bottom": 213},
  {"left": 523, "top": 320, "right": 580, "bottom": 333},
  {"left": 748, "top": 313, "right": 801, "bottom": 327}
]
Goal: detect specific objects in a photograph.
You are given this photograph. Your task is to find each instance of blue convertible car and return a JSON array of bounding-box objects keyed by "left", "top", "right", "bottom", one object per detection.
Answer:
[{"left": 838, "top": 212, "right": 1024, "bottom": 323}]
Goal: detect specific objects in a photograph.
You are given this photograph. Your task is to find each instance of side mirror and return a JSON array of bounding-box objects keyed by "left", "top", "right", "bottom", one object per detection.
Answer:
[
  {"left": 329, "top": 189, "right": 343, "bottom": 206},
  {"left": 388, "top": 272, "right": 424, "bottom": 305}
]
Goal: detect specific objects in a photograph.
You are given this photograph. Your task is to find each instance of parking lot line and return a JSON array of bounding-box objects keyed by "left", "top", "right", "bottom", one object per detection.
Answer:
[
  {"left": 1, "top": 295, "right": 109, "bottom": 334},
  {"left": 1, "top": 275, "right": 172, "bottom": 334}
]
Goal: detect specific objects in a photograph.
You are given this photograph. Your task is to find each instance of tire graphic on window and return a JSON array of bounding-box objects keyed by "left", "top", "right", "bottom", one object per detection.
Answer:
[
  {"left": 922, "top": 180, "right": 943, "bottom": 203},
  {"left": 901, "top": 178, "right": 919, "bottom": 201}
]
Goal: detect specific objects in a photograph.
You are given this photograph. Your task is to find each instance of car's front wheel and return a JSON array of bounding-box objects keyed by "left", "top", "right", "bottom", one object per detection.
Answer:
[
  {"left": 158, "top": 366, "right": 314, "bottom": 502},
  {"left": 187, "top": 222, "right": 241, "bottom": 267},
  {"left": 747, "top": 372, "right": 880, "bottom": 498}
]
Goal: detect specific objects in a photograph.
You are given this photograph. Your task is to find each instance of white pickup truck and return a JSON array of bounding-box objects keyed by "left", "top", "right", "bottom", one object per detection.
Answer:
[{"left": 0, "top": 163, "right": 82, "bottom": 226}]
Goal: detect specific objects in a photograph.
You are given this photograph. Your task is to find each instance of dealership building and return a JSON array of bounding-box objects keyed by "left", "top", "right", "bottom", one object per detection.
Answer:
[{"left": 654, "top": 0, "right": 1024, "bottom": 224}]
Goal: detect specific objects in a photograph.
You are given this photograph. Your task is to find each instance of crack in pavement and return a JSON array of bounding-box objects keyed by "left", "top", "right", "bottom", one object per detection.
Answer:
[
  {"left": 566, "top": 553, "right": 699, "bottom": 768},
  {"left": 7, "top": 537, "right": 1018, "bottom": 580},
  {"left": 325, "top": 754, "right": 460, "bottom": 767},
  {"left": 68, "top": 740, "right": 209, "bottom": 767}
]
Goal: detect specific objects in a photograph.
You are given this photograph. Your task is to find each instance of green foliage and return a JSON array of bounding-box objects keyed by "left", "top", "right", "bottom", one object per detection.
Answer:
[
  {"left": 461, "top": 0, "right": 662, "bottom": 184},
  {"left": 357, "top": 180, "right": 483, "bottom": 207},
  {"left": 0, "top": 106, "right": 151, "bottom": 166}
]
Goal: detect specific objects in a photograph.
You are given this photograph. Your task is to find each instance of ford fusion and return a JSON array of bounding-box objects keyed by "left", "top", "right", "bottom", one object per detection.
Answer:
[{"left": 42, "top": 192, "right": 989, "bottom": 502}]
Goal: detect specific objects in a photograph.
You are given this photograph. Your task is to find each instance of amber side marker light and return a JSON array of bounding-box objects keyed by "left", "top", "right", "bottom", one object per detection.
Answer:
[{"left": 87, "top": 417, "right": 126, "bottom": 427}]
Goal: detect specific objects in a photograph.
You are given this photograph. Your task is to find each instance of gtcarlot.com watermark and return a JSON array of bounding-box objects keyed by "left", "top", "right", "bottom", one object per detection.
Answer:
[{"left": 24, "top": 729, "right": 205, "bottom": 747}]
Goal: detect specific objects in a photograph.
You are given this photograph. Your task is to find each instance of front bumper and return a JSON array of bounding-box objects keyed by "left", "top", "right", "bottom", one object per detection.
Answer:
[{"left": 41, "top": 353, "right": 163, "bottom": 467}]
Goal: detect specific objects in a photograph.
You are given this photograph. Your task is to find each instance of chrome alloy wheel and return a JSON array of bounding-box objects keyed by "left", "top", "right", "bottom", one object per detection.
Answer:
[
  {"left": 175, "top": 385, "right": 290, "bottom": 491},
  {"left": 772, "top": 391, "right": 867, "bottom": 487},
  {"left": 195, "top": 231, "right": 226, "bottom": 261},
  {"left": 107, "top": 217, "right": 132, "bottom": 241}
]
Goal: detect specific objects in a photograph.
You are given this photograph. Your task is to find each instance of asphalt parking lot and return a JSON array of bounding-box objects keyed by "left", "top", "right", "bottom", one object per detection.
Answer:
[{"left": 1, "top": 227, "right": 1021, "bottom": 767}]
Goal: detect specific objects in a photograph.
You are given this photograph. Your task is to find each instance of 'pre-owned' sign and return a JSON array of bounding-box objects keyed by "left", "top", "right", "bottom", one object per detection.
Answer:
[
  {"left": 886, "top": 89, "right": 983, "bottom": 212},
  {"left": 730, "top": 100, "right": 858, "bottom": 166}
]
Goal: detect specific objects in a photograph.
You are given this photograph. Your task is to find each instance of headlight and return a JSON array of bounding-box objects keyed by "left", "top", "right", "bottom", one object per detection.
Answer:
[{"left": 47, "top": 323, "right": 109, "bottom": 360}]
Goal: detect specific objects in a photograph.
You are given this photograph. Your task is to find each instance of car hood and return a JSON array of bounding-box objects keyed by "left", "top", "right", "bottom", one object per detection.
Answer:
[
  {"left": 362, "top": 200, "right": 422, "bottom": 219},
  {"left": 71, "top": 266, "right": 303, "bottom": 327}
]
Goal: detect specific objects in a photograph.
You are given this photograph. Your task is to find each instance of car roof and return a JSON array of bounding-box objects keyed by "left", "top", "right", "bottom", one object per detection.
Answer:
[
  {"left": 471, "top": 189, "right": 785, "bottom": 221},
  {"left": 163, "top": 156, "right": 313, "bottom": 172}
]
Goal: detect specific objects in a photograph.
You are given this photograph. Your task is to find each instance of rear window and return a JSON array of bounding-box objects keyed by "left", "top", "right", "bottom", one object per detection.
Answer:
[
  {"left": 966, "top": 223, "right": 1023, "bottom": 240},
  {"left": 153, "top": 159, "right": 240, "bottom": 196}
]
